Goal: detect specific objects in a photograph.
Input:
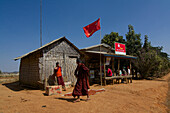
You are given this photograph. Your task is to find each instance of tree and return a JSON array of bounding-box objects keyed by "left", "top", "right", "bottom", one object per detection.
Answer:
[
  {"left": 0, "top": 70, "right": 2, "bottom": 74},
  {"left": 133, "top": 35, "right": 170, "bottom": 78},
  {"left": 101, "top": 25, "right": 170, "bottom": 78},
  {"left": 126, "top": 25, "right": 142, "bottom": 56},
  {"left": 143, "top": 35, "right": 151, "bottom": 52},
  {"left": 151, "top": 46, "right": 169, "bottom": 60},
  {"left": 133, "top": 49, "right": 161, "bottom": 78},
  {"left": 101, "top": 32, "right": 125, "bottom": 48}
]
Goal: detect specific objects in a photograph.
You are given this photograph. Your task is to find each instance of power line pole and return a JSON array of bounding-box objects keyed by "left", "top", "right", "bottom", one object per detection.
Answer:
[{"left": 40, "top": 0, "right": 42, "bottom": 47}]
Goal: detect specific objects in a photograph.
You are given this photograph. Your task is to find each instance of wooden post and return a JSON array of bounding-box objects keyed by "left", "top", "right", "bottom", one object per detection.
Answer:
[
  {"left": 63, "top": 52, "right": 66, "bottom": 77},
  {"left": 103, "top": 56, "right": 106, "bottom": 86},
  {"left": 112, "top": 57, "right": 114, "bottom": 74},
  {"left": 100, "top": 55, "right": 102, "bottom": 86},
  {"left": 43, "top": 51, "right": 47, "bottom": 90},
  {"left": 100, "top": 29, "right": 102, "bottom": 86},
  {"left": 118, "top": 59, "right": 120, "bottom": 76},
  {"left": 112, "top": 57, "right": 115, "bottom": 84},
  {"left": 130, "top": 59, "right": 132, "bottom": 75},
  {"left": 44, "top": 77, "right": 47, "bottom": 90},
  {"left": 44, "top": 60, "right": 47, "bottom": 90},
  {"left": 125, "top": 77, "right": 127, "bottom": 84}
]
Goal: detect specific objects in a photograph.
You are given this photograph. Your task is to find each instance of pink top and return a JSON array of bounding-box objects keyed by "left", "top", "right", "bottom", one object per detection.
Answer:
[{"left": 107, "top": 68, "right": 112, "bottom": 77}]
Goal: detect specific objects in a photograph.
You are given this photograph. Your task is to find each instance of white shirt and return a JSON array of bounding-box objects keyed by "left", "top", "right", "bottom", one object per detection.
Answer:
[{"left": 128, "top": 69, "right": 130, "bottom": 75}]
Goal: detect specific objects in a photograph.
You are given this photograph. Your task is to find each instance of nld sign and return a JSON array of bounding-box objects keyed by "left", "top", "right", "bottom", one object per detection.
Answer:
[{"left": 115, "top": 42, "right": 126, "bottom": 55}]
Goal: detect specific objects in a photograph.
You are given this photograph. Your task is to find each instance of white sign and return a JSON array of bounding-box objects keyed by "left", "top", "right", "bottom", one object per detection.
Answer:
[{"left": 105, "top": 57, "right": 111, "bottom": 65}]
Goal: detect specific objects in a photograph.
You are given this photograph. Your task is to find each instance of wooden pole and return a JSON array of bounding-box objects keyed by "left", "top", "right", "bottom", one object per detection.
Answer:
[
  {"left": 118, "top": 59, "right": 120, "bottom": 76},
  {"left": 40, "top": 0, "right": 42, "bottom": 47},
  {"left": 112, "top": 57, "right": 114, "bottom": 84},
  {"left": 63, "top": 52, "right": 66, "bottom": 77},
  {"left": 103, "top": 56, "right": 106, "bottom": 85},
  {"left": 100, "top": 28, "right": 102, "bottom": 86},
  {"left": 44, "top": 59, "right": 47, "bottom": 90},
  {"left": 130, "top": 59, "right": 132, "bottom": 75},
  {"left": 112, "top": 57, "right": 114, "bottom": 75}
]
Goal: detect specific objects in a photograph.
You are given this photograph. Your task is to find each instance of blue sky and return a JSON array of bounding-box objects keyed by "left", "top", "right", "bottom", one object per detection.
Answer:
[{"left": 0, "top": 0, "right": 170, "bottom": 72}]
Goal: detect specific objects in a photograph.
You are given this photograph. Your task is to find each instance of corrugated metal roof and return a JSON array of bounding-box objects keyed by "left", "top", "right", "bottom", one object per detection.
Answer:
[
  {"left": 14, "top": 37, "right": 80, "bottom": 60},
  {"left": 85, "top": 51, "right": 109, "bottom": 54},
  {"left": 80, "top": 43, "right": 114, "bottom": 51},
  {"left": 84, "top": 51, "right": 137, "bottom": 59},
  {"left": 104, "top": 54, "right": 137, "bottom": 59}
]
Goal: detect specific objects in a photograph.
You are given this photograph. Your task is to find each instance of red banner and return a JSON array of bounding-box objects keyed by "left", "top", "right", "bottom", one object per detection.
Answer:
[
  {"left": 83, "top": 18, "right": 101, "bottom": 38},
  {"left": 115, "top": 42, "right": 126, "bottom": 55}
]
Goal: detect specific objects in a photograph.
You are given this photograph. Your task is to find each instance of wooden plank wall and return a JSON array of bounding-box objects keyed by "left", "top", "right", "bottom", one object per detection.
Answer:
[
  {"left": 19, "top": 39, "right": 80, "bottom": 88},
  {"left": 42, "top": 40, "right": 79, "bottom": 85}
]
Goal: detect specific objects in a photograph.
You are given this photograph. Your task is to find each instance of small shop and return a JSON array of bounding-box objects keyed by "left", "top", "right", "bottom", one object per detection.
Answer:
[{"left": 80, "top": 43, "right": 137, "bottom": 86}]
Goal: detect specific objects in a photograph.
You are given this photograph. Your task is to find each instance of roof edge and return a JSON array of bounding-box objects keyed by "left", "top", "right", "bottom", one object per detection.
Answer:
[
  {"left": 80, "top": 43, "right": 115, "bottom": 51},
  {"left": 14, "top": 36, "right": 80, "bottom": 61}
]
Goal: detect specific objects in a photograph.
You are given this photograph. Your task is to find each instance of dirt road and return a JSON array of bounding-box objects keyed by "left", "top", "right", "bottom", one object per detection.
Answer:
[{"left": 0, "top": 73, "right": 169, "bottom": 113}]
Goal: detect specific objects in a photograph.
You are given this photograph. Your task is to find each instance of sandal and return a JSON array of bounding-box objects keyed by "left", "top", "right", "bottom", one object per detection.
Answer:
[
  {"left": 73, "top": 99, "right": 80, "bottom": 103},
  {"left": 86, "top": 98, "right": 91, "bottom": 102}
]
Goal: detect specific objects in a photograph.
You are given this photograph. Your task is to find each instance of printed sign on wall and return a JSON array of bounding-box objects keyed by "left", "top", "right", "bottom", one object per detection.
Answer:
[
  {"left": 115, "top": 42, "right": 126, "bottom": 55},
  {"left": 105, "top": 57, "right": 111, "bottom": 65}
]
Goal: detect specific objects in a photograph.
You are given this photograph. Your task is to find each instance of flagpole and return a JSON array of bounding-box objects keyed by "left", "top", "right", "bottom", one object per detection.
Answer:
[
  {"left": 40, "top": 0, "right": 42, "bottom": 47},
  {"left": 83, "top": 18, "right": 102, "bottom": 85},
  {"left": 40, "top": 0, "right": 46, "bottom": 90},
  {"left": 99, "top": 18, "right": 102, "bottom": 86}
]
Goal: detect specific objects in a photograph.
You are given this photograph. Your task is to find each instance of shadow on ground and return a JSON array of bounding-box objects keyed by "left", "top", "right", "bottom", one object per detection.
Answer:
[
  {"left": 55, "top": 97, "right": 87, "bottom": 103},
  {"left": 55, "top": 97, "right": 76, "bottom": 103},
  {"left": 2, "top": 81, "right": 39, "bottom": 91}
]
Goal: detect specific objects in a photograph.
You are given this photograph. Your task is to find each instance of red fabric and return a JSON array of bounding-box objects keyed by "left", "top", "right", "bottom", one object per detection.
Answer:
[
  {"left": 107, "top": 68, "right": 112, "bottom": 77},
  {"left": 83, "top": 18, "right": 101, "bottom": 38},
  {"left": 57, "top": 76, "right": 65, "bottom": 87},
  {"left": 54, "top": 67, "right": 62, "bottom": 77},
  {"left": 72, "top": 63, "right": 90, "bottom": 97}
]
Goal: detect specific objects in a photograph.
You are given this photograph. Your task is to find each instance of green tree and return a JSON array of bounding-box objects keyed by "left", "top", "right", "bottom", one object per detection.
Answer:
[
  {"left": 151, "top": 46, "right": 169, "bottom": 60},
  {"left": 133, "top": 35, "right": 170, "bottom": 78},
  {"left": 150, "top": 46, "right": 170, "bottom": 76},
  {"left": 101, "top": 32, "right": 125, "bottom": 48},
  {"left": 133, "top": 49, "right": 161, "bottom": 78},
  {"left": 143, "top": 35, "right": 151, "bottom": 52},
  {"left": 101, "top": 25, "right": 170, "bottom": 78},
  {"left": 0, "top": 70, "right": 2, "bottom": 74},
  {"left": 126, "top": 25, "right": 142, "bottom": 56}
]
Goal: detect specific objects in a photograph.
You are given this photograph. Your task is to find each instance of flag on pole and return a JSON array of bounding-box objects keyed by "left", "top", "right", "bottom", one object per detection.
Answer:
[{"left": 83, "top": 18, "right": 101, "bottom": 38}]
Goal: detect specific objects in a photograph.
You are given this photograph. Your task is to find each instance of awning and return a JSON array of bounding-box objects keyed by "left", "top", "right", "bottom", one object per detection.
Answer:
[
  {"left": 84, "top": 51, "right": 137, "bottom": 59},
  {"left": 104, "top": 54, "right": 137, "bottom": 59}
]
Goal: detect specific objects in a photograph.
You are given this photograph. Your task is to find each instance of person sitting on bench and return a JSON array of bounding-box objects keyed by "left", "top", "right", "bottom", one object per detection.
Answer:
[{"left": 107, "top": 66, "right": 113, "bottom": 77}]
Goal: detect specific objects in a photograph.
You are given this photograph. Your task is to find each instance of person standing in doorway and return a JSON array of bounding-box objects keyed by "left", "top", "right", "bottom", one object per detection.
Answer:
[
  {"left": 54, "top": 62, "right": 66, "bottom": 91},
  {"left": 72, "top": 58, "right": 90, "bottom": 103}
]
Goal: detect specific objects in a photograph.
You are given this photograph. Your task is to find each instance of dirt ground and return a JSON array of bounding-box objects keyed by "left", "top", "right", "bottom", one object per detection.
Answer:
[{"left": 0, "top": 73, "right": 169, "bottom": 113}]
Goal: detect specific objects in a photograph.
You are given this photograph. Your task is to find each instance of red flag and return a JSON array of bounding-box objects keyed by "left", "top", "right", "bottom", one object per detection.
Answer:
[{"left": 83, "top": 18, "right": 101, "bottom": 38}]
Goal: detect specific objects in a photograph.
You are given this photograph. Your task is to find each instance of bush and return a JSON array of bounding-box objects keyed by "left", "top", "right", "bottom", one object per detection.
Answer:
[{"left": 132, "top": 49, "right": 170, "bottom": 79}]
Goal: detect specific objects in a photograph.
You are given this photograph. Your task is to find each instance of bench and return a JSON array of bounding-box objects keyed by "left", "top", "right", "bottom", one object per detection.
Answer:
[{"left": 103, "top": 75, "right": 132, "bottom": 85}]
